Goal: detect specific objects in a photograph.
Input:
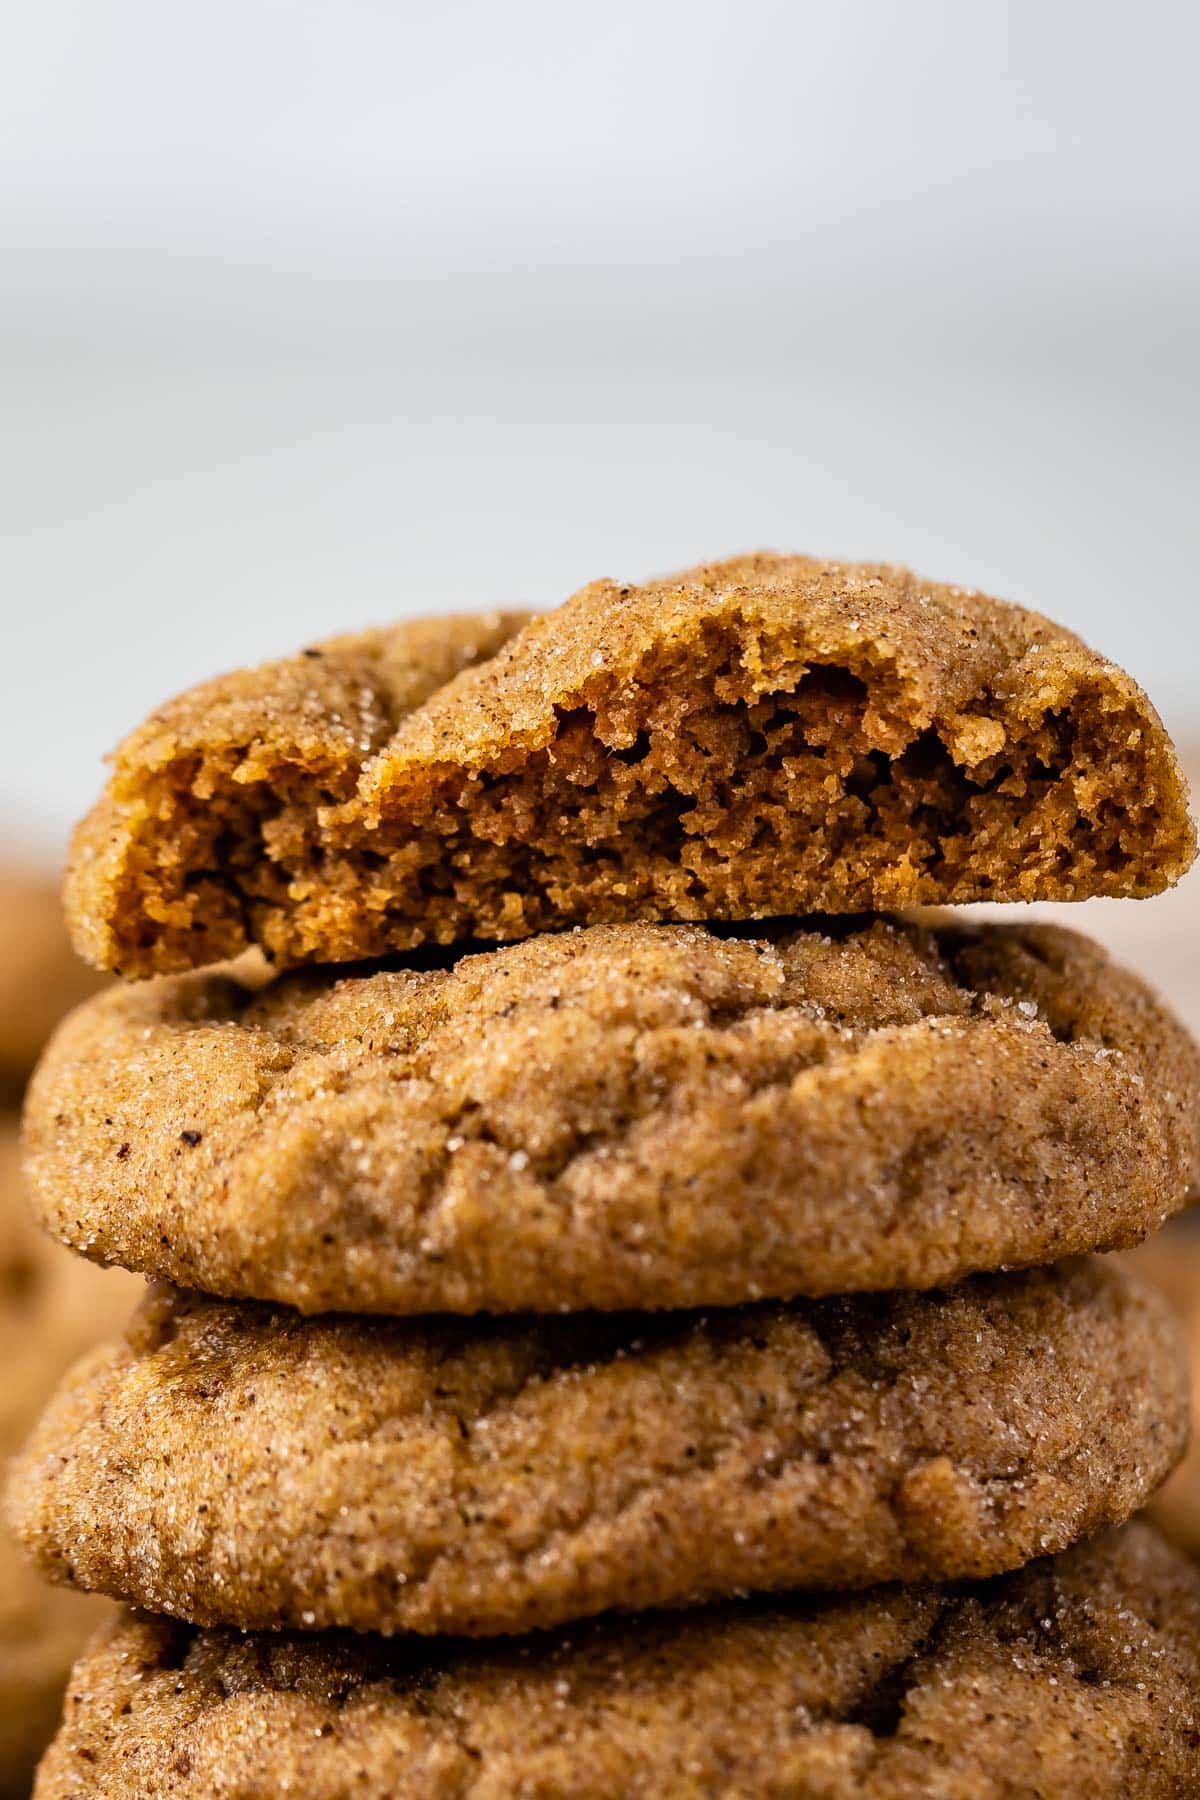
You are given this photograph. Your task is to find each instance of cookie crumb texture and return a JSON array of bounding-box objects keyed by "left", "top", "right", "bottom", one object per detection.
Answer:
[
  {"left": 65, "top": 555, "right": 1195, "bottom": 977},
  {"left": 33, "top": 1525, "right": 1200, "bottom": 1798},
  {"left": 25, "top": 917, "right": 1200, "bottom": 1313},
  {"left": 7, "top": 1262, "right": 1186, "bottom": 1637}
]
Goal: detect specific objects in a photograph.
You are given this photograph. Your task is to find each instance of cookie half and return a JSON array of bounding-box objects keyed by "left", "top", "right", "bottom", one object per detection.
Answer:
[
  {"left": 25, "top": 917, "right": 1200, "bottom": 1314},
  {"left": 65, "top": 554, "right": 1194, "bottom": 977},
  {"left": 32, "top": 1524, "right": 1200, "bottom": 1799},
  {"left": 7, "top": 1261, "right": 1186, "bottom": 1638}
]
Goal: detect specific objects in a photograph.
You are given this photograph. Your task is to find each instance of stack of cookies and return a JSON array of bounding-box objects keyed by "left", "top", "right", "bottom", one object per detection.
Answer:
[{"left": 10, "top": 554, "right": 1200, "bottom": 1795}]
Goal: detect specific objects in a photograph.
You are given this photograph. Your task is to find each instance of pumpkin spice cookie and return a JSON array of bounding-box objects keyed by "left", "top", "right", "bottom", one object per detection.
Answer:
[
  {"left": 65, "top": 554, "right": 1194, "bottom": 979},
  {"left": 32, "top": 1524, "right": 1200, "bottom": 1799},
  {"left": 24, "top": 917, "right": 1200, "bottom": 1315},
  {"left": 0, "top": 1124, "right": 141, "bottom": 1796},
  {"left": 7, "top": 1261, "right": 1186, "bottom": 1638}
]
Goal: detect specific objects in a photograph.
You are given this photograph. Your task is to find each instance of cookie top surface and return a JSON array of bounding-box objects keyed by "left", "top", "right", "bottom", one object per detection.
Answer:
[
  {"left": 7, "top": 1259, "right": 1186, "bottom": 1638},
  {"left": 0, "top": 869, "right": 105, "bottom": 1096},
  {"left": 32, "top": 1524, "right": 1200, "bottom": 1799},
  {"left": 1118, "top": 1211, "right": 1200, "bottom": 1556},
  {"left": 64, "top": 554, "right": 1195, "bottom": 977},
  {"left": 25, "top": 916, "right": 1200, "bottom": 1314}
]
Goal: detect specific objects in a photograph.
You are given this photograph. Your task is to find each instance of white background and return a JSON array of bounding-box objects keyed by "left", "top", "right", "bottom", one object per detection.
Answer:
[{"left": 3, "top": 0, "right": 1197, "bottom": 850}]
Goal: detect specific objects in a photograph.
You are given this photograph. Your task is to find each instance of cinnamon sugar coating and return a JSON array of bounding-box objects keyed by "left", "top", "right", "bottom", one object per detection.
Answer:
[
  {"left": 65, "top": 556, "right": 1195, "bottom": 977},
  {"left": 7, "top": 1261, "right": 1186, "bottom": 1637},
  {"left": 24, "top": 917, "right": 1200, "bottom": 1314},
  {"left": 33, "top": 1525, "right": 1200, "bottom": 1798}
]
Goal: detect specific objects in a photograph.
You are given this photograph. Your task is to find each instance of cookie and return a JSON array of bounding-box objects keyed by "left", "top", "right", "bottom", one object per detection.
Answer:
[
  {"left": 64, "top": 554, "right": 1194, "bottom": 978},
  {"left": 24, "top": 917, "right": 1200, "bottom": 1314},
  {"left": 1117, "top": 1210, "right": 1200, "bottom": 1557},
  {"left": 0, "top": 1124, "right": 141, "bottom": 1796},
  {"left": 0, "top": 870, "right": 104, "bottom": 1097},
  {"left": 32, "top": 1523, "right": 1200, "bottom": 1798},
  {"left": 7, "top": 1260, "right": 1185, "bottom": 1638}
]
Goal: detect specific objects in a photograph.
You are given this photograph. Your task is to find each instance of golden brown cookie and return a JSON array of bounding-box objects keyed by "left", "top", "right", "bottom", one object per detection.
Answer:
[
  {"left": 32, "top": 1524, "right": 1200, "bottom": 1799},
  {"left": 1117, "top": 1210, "right": 1200, "bottom": 1558},
  {"left": 65, "top": 554, "right": 1194, "bottom": 978},
  {"left": 0, "top": 871, "right": 104, "bottom": 1098},
  {"left": 25, "top": 918, "right": 1200, "bottom": 1314},
  {"left": 7, "top": 1261, "right": 1186, "bottom": 1638},
  {"left": 0, "top": 1124, "right": 141, "bottom": 1797}
]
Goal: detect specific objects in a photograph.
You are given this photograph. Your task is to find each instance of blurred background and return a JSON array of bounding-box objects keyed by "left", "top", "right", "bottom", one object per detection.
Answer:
[{"left": 2, "top": 0, "right": 1197, "bottom": 850}]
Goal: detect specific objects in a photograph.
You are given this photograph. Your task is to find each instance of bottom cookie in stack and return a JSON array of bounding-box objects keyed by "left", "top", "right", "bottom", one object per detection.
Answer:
[{"left": 31, "top": 1524, "right": 1200, "bottom": 1797}]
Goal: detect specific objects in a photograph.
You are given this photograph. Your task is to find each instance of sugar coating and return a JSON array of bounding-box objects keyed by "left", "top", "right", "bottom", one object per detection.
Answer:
[
  {"left": 24, "top": 916, "right": 1200, "bottom": 1314},
  {"left": 0, "top": 1125, "right": 141, "bottom": 1793},
  {"left": 32, "top": 1524, "right": 1200, "bottom": 1798},
  {"left": 7, "top": 1260, "right": 1187, "bottom": 1638},
  {"left": 64, "top": 554, "right": 1195, "bottom": 978}
]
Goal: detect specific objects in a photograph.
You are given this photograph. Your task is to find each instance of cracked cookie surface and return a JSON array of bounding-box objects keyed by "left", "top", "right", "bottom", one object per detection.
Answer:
[
  {"left": 64, "top": 554, "right": 1195, "bottom": 978},
  {"left": 6, "top": 1260, "right": 1186, "bottom": 1637},
  {"left": 32, "top": 1523, "right": 1200, "bottom": 1798},
  {"left": 24, "top": 917, "right": 1200, "bottom": 1314}
]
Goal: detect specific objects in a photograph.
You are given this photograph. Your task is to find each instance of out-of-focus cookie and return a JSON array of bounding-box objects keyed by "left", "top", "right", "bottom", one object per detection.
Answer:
[
  {"left": 0, "top": 873, "right": 103, "bottom": 1098},
  {"left": 0, "top": 1125, "right": 141, "bottom": 1796},
  {"left": 1117, "top": 1210, "right": 1200, "bottom": 1557},
  {"left": 64, "top": 554, "right": 1194, "bottom": 978},
  {"left": 32, "top": 1524, "right": 1200, "bottom": 1798},
  {"left": 8, "top": 1261, "right": 1186, "bottom": 1637},
  {"left": 23, "top": 917, "right": 1200, "bottom": 1315},
  {"left": 0, "top": 1537, "right": 110, "bottom": 1800}
]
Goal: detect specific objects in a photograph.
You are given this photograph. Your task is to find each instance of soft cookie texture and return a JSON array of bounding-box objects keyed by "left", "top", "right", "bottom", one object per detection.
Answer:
[
  {"left": 65, "top": 555, "right": 1195, "bottom": 978},
  {"left": 32, "top": 1525, "right": 1200, "bottom": 1799},
  {"left": 0, "top": 1125, "right": 140, "bottom": 1796},
  {"left": 24, "top": 917, "right": 1200, "bottom": 1314},
  {"left": 7, "top": 1261, "right": 1186, "bottom": 1638}
]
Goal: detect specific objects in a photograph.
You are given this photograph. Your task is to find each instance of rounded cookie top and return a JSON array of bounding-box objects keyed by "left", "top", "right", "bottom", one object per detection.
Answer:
[
  {"left": 64, "top": 553, "right": 1195, "bottom": 978},
  {"left": 31, "top": 1524, "right": 1200, "bottom": 1799},
  {"left": 7, "top": 1259, "right": 1186, "bottom": 1638},
  {"left": 24, "top": 916, "right": 1200, "bottom": 1314}
]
